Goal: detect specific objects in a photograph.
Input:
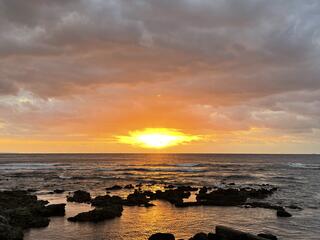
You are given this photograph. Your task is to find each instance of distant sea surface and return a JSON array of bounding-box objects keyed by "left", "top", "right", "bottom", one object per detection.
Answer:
[{"left": 0, "top": 154, "right": 319, "bottom": 240}]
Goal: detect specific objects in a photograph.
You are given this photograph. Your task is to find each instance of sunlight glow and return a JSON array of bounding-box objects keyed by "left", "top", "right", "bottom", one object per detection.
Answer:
[{"left": 116, "top": 128, "right": 200, "bottom": 149}]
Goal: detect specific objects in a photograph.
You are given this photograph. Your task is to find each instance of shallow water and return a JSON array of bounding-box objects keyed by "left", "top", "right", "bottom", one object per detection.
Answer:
[{"left": 1, "top": 154, "right": 320, "bottom": 239}]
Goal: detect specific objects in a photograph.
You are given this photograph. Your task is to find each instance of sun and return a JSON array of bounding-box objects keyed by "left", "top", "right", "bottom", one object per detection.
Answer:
[{"left": 116, "top": 128, "right": 200, "bottom": 149}]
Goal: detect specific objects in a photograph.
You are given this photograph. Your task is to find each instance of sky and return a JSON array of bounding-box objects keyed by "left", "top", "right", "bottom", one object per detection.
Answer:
[{"left": 0, "top": 0, "right": 320, "bottom": 153}]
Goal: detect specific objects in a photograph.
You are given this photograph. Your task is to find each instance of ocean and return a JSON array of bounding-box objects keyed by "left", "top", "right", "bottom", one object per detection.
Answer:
[{"left": 0, "top": 154, "right": 319, "bottom": 239}]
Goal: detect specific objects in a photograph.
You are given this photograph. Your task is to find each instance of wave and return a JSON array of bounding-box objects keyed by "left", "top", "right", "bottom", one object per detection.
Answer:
[
  {"left": 288, "top": 163, "right": 320, "bottom": 169},
  {"left": 113, "top": 167, "right": 207, "bottom": 173}
]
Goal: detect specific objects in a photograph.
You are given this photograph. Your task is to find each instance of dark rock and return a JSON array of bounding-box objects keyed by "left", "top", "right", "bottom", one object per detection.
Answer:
[
  {"left": 149, "top": 233, "right": 175, "bottom": 240},
  {"left": 189, "top": 232, "right": 208, "bottom": 240},
  {"left": 175, "top": 202, "right": 201, "bottom": 207},
  {"left": 0, "top": 222, "right": 23, "bottom": 240},
  {"left": 207, "top": 233, "right": 219, "bottom": 240},
  {"left": 27, "top": 189, "right": 38, "bottom": 193},
  {"left": 40, "top": 204, "right": 66, "bottom": 217},
  {"left": 155, "top": 189, "right": 191, "bottom": 204},
  {"left": 216, "top": 225, "right": 269, "bottom": 240},
  {"left": 106, "top": 185, "right": 122, "bottom": 190},
  {"left": 0, "top": 190, "right": 52, "bottom": 231},
  {"left": 53, "top": 189, "right": 65, "bottom": 194},
  {"left": 68, "top": 205, "right": 123, "bottom": 222},
  {"left": 91, "top": 195, "right": 123, "bottom": 207},
  {"left": 286, "top": 204, "right": 302, "bottom": 210},
  {"left": 124, "top": 184, "right": 134, "bottom": 189},
  {"left": 67, "top": 190, "right": 91, "bottom": 203},
  {"left": 5, "top": 207, "right": 50, "bottom": 229},
  {"left": 245, "top": 202, "right": 283, "bottom": 211},
  {"left": 258, "top": 233, "right": 278, "bottom": 240},
  {"left": 164, "top": 184, "right": 175, "bottom": 189},
  {"left": 177, "top": 186, "right": 198, "bottom": 192},
  {"left": 197, "top": 188, "right": 248, "bottom": 206},
  {"left": 125, "top": 190, "right": 151, "bottom": 206},
  {"left": 277, "top": 209, "right": 292, "bottom": 217}
]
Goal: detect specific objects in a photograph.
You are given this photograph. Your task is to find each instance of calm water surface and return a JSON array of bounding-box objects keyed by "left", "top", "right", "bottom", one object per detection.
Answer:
[{"left": 0, "top": 154, "right": 319, "bottom": 239}]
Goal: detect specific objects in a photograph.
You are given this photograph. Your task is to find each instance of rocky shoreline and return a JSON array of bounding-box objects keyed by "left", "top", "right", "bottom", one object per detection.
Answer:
[{"left": 0, "top": 183, "right": 297, "bottom": 240}]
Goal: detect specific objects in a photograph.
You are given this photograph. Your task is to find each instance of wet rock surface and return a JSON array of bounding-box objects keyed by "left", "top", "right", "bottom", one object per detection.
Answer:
[
  {"left": 67, "top": 190, "right": 91, "bottom": 203},
  {"left": 0, "top": 190, "right": 65, "bottom": 240},
  {"left": 148, "top": 232, "right": 175, "bottom": 240},
  {"left": 106, "top": 185, "right": 122, "bottom": 190},
  {"left": 67, "top": 205, "right": 123, "bottom": 222}
]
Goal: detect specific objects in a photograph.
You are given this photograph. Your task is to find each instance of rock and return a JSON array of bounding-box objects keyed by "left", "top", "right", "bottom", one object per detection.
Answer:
[
  {"left": 164, "top": 184, "right": 175, "bottom": 189},
  {"left": 40, "top": 204, "right": 66, "bottom": 217},
  {"left": 286, "top": 204, "right": 302, "bottom": 210},
  {"left": 177, "top": 186, "right": 198, "bottom": 192},
  {"left": 215, "top": 226, "right": 269, "bottom": 240},
  {"left": 0, "top": 190, "right": 53, "bottom": 232},
  {"left": 207, "top": 233, "right": 219, "bottom": 240},
  {"left": 125, "top": 190, "right": 151, "bottom": 206},
  {"left": 0, "top": 222, "right": 23, "bottom": 240},
  {"left": 196, "top": 185, "right": 277, "bottom": 207},
  {"left": 189, "top": 232, "right": 208, "bottom": 240},
  {"left": 91, "top": 195, "right": 123, "bottom": 207},
  {"left": 149, "top": 233, "right": 175, "bottom": 240},
  {"left": 124, "top": 184, "right": 134, "bottom": 189},
  {"left": 67, "top": 190, "right": 91, "bottom": 203},
  {"left": 276, "top": 209, "right": 292, "bottom": 217},
  {"left": 106, "top": 185, "right": 122, "bottom": 190},
  {"left": 155, "top": 189, "right": 191, "bottom": 204},
  {"left": 5, "top": 207, "right": 50, "bottom": 229},
  {"left": 245, "top": 202, "right": 283, "bottom": 211},
  {"left": 258, "top": 233, "right": 278, "bottom": 240},
  {"left": 197, "top": 188, "right": 248, "bottom": 206},
  {"left": 175, "top": 202, "right": 201, "bottom": 207},
  {"left": 68, "top": 205, "right": 123, "bottom": 222},
  {"left": 53, "top": 189, "right": 65, "bottom": 194}
]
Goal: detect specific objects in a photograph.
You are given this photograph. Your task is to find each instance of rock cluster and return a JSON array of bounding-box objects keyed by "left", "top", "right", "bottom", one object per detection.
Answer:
[
  {"left": 0, "top": 190, "right": 65, "bottom": 240},
  {"left": 149, "top": 225, "right": 278, "bottom": 240}
]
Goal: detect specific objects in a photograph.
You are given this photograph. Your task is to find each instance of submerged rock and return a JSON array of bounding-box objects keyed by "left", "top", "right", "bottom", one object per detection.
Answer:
[
  {"left": 124, "top": 184, "right": 134, "bottom": 189},
  {"left": 40, "top": 204, "right": 66, "bottom": 217},
  {"left": 258, "top": 233, "right": 278, "bottom": 240},
  {"left": 215, "top": 225, "right": 270, "bottom": 240},
  {"left": 106, "top": 185, "right": 122, "bottom": 190},
  {"left": 68, "top": 205, "right": 123, "bottom": 222},
  {"left": 189, "top": 232, "right": 209, "bottom": 240},
  {"left": 53, "top": 189, "right": 65, "bottom": 194},
  {"left": 91, "top": 195, "right": 123, "bottom": 207},
  {"left": 276, "top": 209, "right": 292, "bottom": 217},
  {"left": 67, "top": 190, "right": 91, "bottom": 203},
  {"left": 148, "top": 233, "right": 175, "bottom": 240}
]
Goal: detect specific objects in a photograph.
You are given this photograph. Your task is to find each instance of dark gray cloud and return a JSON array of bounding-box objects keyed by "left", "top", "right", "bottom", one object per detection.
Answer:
[{"left": 0, "top": 0, "right": 320, "bottom": 148}]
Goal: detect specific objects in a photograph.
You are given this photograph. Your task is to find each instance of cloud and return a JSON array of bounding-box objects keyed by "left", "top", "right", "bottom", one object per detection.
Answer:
[{"left": 0, "top": 0, "right": 320, "bottom": 151}]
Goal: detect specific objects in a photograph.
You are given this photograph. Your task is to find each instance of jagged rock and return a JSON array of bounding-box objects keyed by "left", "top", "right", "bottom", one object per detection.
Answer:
[
  {"left": 68, "top": 205, "right": 123, "bottom": 222},
  {"left": 177, "top": 186, "right": 198, "bottom": 192},
  {"left": 91, "top": 195, "right": 123, "bottom": 207},
  {"left": 155, "top": 189, "right": 191, "bottom": 204},
  {"left": 258, "top": 233, "right": 278, "bottom": 240},
  {"left": 164, "top": 184, "right": 175, "bottom": 189},
  {"left": 106, "top": 185, "right": 122, "bottom": 190},
  {"left": 189, "top": 232, "right": 208, "bottom": 240},
  {"left": 286, "top": 204, "right": 302, "bottom": 210},
  {"left": 0, "top": 222, "right": 23, "bottom": 240},
  {"left": 245, "top": 202, "right": 284, "bottom": 211},
  {"left": 5, "top": 207, "right": 50, "bottom": 229},
  {"left": 40, "top": 204, "right": 66, "bottom": 217},
  {"left": 53, "top": 189, "right": 65, "bottom": 194},
  {"left": 197, "top": 188, "right": 248, "bottom": 206},
  {"left": 149, "top": 233, "right": 175, "bottom": 240},
  {"left": 125, "top": 190, "right": 151, "bottom": 206},
  {"left": 67, "top": 190, "right": 91, "bottom": 203},
  {"left": 277, "top": 209, "right": 292, "bottom": 217},
  {"left": 216, "top": 226, "right": 269, "bottom": 240},
  {"left": 124, "top": 184, "right": 134, "bottom": 189}
]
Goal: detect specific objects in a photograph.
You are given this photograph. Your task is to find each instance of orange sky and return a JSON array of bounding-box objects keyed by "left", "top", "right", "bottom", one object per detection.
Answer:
[{"left": 1, "top": 1, "right": 320, "bottom": 153}]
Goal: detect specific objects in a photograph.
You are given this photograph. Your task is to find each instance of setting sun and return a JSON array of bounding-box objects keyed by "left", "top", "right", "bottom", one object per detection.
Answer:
[{"left": 116, "top": 128, "right": 200, "bottom": 149}]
